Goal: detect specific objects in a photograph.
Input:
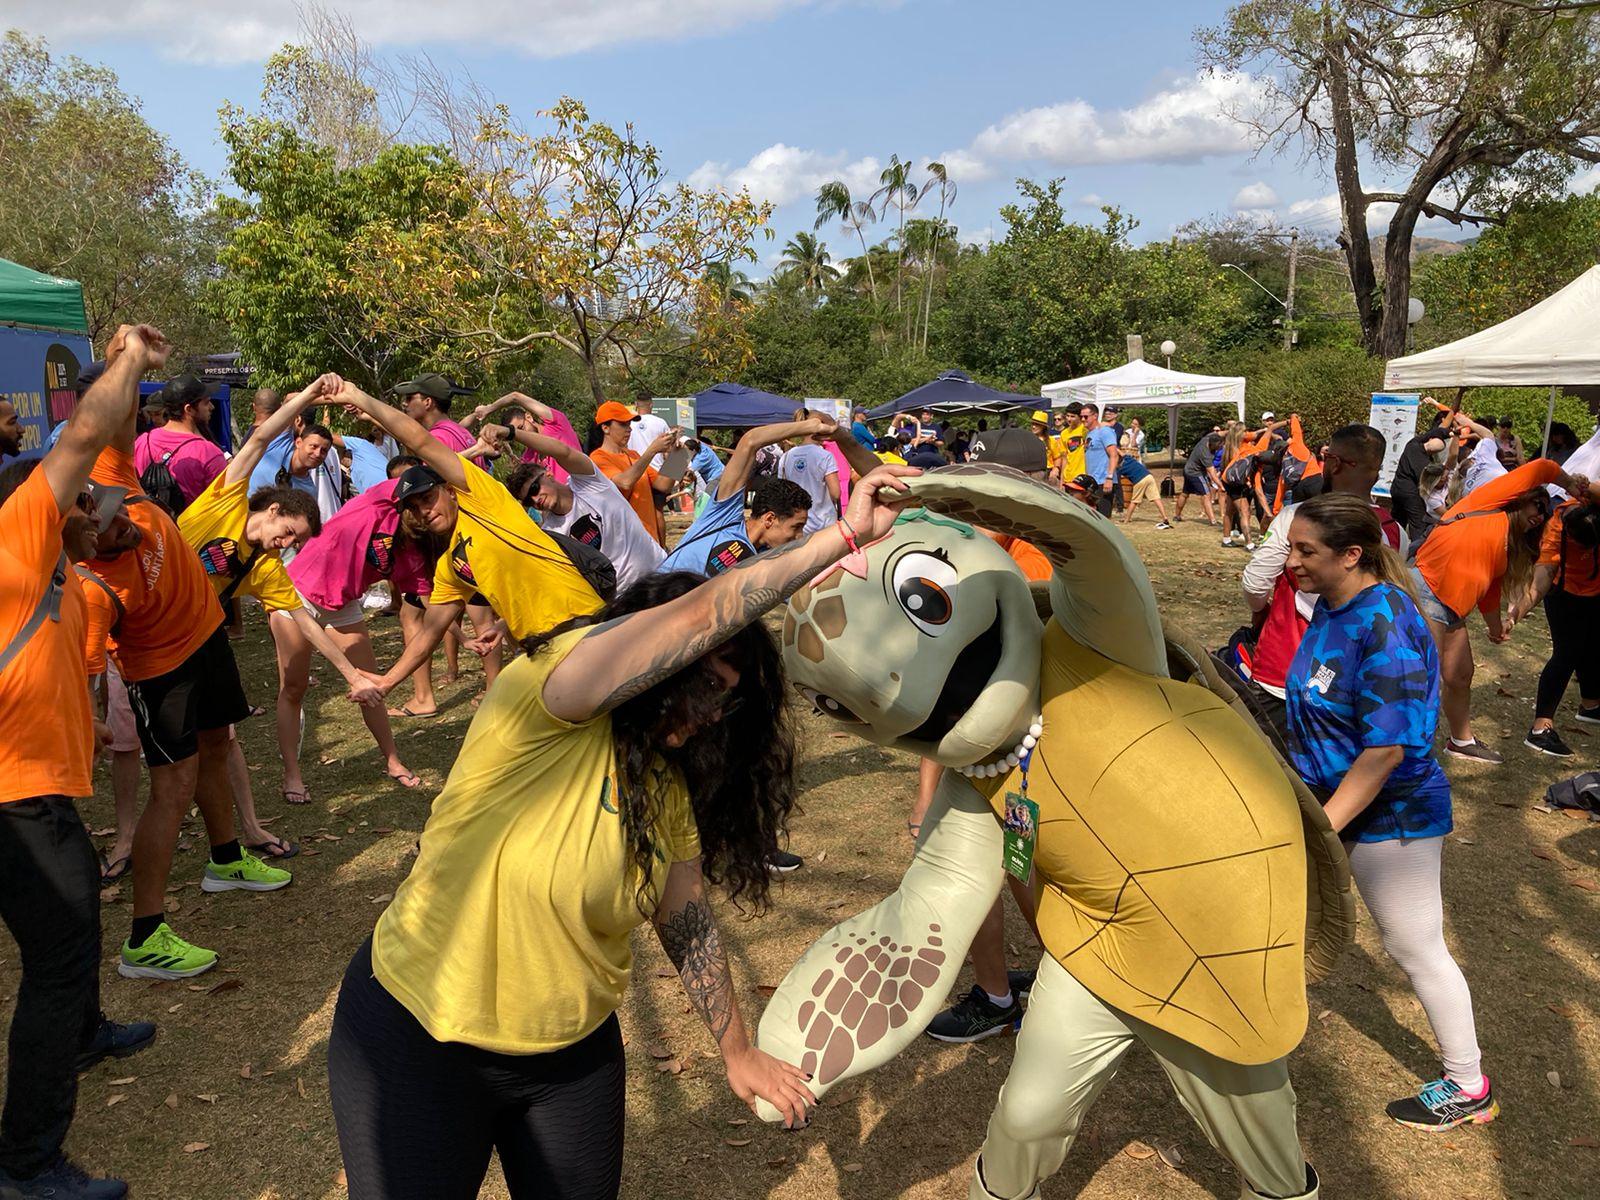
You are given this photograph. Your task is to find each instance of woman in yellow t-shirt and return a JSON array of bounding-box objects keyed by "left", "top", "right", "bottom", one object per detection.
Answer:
[{"left": 328, "top": 462, "right": 920, "bottom": 1200}]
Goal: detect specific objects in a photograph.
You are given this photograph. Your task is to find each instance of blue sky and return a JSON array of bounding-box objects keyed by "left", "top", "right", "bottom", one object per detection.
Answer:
[{"left": 12, "top": 0, "right": 1497, "bottom": 269}]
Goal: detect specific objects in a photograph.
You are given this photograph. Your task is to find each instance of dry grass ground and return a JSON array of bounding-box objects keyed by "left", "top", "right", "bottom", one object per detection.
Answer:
[{"left": 12, "top": 508, "right": 1600, "bottom": 1199}]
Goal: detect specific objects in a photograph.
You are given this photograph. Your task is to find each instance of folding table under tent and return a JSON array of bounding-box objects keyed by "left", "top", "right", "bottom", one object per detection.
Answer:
[
  {"left": 1042, "top": 359, "right": 1247, "bottom": 481},
  {"left": 1383, "top": 264, "right": 1600, "bottom": 454},
  {"left": 866, "top": 370, "right": 1038, "bottom": 420},
  {"left": 691, "top": 382, "right": 802, "bottom": 427}
]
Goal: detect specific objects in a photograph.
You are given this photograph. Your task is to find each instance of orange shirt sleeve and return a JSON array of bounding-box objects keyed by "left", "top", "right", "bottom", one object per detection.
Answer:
[
  {"left": 90, "top": 445, "right": 142, "bottom": 493},
  {"left": 1539, "top": 505, "right": 1569, "bottom": 568},
  {"left": 80, "top": 575, "right": 114, "bottom": 676},
  {"left": 1444, "top": 458, "right": 1560, "bottom": 519},
  {"left": 0, "top": 463, "right": 66, "bottom": 577}
]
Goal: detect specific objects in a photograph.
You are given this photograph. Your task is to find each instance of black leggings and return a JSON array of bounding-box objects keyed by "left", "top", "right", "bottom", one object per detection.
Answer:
[
  {"left": 1536, "top": 588, "right": 1600, "bottom": 719},
  {"left": 329, "top": 939, "right": 626, "bottom": 1200}
]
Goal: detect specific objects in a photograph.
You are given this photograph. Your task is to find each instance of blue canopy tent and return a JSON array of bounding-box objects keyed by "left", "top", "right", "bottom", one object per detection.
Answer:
[
  {"left": 866, "top": 370, "right": 1037, "bottom": 420},
  {"left": 692, "top": 382, "right": 801, "bottom": 426}
]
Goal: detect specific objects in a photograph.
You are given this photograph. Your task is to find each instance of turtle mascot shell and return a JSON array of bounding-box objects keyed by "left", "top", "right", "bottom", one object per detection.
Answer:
[{"left": 756, "top": 463, "right": 1347, "bottom": 1200}]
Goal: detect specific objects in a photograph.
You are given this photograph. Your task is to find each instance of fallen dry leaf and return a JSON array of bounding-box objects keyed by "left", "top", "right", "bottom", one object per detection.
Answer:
[
  {"left": 842, "top": 1163, "right": 864, "bottom": 1173},
  {"left": 753, "top": 984, "right": 777, "bottom": 997},
  {"left": 1548, "top": 1070, "right": 1563, "bottom": 1088},
  {"left": 1155, "top": 1141, "right": 1184, "bottom": 1170},
  {"left": 727, "top": 1118, "right": 748, "bottom": 1126},
  {"left": 1534, "top": 803, "right": 1556, "bottom": 813},
  {"left": 1533, "top": 850, "right": 1559, "bottom": 862},
  {"left": 182, "top": 1142, "right": 209, "bottom": 1154},
  {"left": 162, "top": 896, "right": 181, "bottom": 914},
  {"left": 195, "top": 1093, "right": 219, "bottom": 1103},
  {"left": 99, "top": 886, "right": 121, "bottom": 903},
  {"left": 336, "top": 1168, "right": 348, "bottom": 1187},
  {"left": 656, "top": 1059, "right": 684, "bottom": 1075},
  {"left": 647, "top": 1045, "right": 673, "bottom": 1060},
  {"left": 766, "top": 1157, "right": 788, "bottom": 1168},
  {"left": 724, "top": 1138, "right": 753, "bottom": 1147},
  {"left": 239, "top": 1064, "right": 252, "bottom": 1079},
  {"left": 822, "top": 900, "right": 847, "bottom": 911},
  {"left": 107, "top": 1076, "right": 136, "bottom": 1086},
  {"left": 986, "top": 1055, "right": 1000, "bottom": 1066},
  {"left": 1548, "top": 1003, "right": 1577, "bottom": 1018},
  {"left": 652, "top": 967, "right": 675, "bottom": 979},
  {"left": 1317, "top": 1009, "right": 1334, "bottom": 1021},
  {"left": 1562, "top": 808, "right": 1593, "bottom": 821},
  {"left": 165, "top": 1003, "right": 182, "bottom": 1014},
  {"left": 815, "top": 850, "right": 827, "bottom": 864},
  {"left": 1123, "top": 1141, "right": 1157, "bottom": 1160},
  {"left": 208, "top": 978, "right": 244, "bottom": 996},
  {"left": 164, "top": 1093, "right": 178, "bottom": 1109},
  {"left": 1495, "top": 686, "right": 1517, "bottom": 698},
  {"left": 297, "top": 1077, "right": 308, "bottom": 1099},
  {"left": 106, "top": 1094, "right": 126, "bottom": 1107},
  {"left": 368, "top": 893, "right": 393, "bottom": 905},
  {"left": 1571, "top": 1136, "right": 1600, "bottom": 1148},
  {"left": 1573, "top": 879, "right": 1599, "bottom": 892}
]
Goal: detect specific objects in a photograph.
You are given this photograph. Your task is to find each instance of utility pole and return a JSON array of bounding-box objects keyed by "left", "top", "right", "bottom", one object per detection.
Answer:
[{"left": 1282, "top": 230, "right": 1298, "bottom": 352}]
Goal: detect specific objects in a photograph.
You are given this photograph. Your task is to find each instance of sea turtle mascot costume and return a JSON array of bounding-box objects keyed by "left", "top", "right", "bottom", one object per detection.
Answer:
[{"left": 756, "top": 464, "right": 1353, "bottom": 1200}]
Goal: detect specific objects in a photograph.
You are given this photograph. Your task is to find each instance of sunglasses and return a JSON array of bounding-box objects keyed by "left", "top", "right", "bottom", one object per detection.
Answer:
[{"left": 74, "top": 492, "right": 97, "bottom": 516}]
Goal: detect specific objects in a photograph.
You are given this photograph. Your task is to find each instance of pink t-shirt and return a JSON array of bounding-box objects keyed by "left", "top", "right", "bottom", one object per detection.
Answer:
[
  {"left": 427, "top": 415, "right": 489, "bottom": 469},
  {"left": 133, "top": 427, "right": 227, "bottom": 505},
  {"left": 518, "top": 408, "right": 583, "bottom": 484},
  {"left": 826, "top": 441, "right": 851, "bottom": 509},
  {"left": 288, "top": 480, "right": 430, "bottom": 610}
]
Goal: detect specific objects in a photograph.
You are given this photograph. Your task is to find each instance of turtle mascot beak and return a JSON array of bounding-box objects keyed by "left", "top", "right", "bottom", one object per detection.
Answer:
[{"left": 782, "top": 507, "right": 1043, "bottom": 769}]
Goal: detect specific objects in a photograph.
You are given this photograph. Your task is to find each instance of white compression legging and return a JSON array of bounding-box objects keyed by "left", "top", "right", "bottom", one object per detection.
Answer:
[{"left": 1345, "top": 835, "right": 1481, "bottom": 1081}]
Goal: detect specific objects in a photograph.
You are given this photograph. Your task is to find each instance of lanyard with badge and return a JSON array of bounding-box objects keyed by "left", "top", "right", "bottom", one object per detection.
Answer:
[{"left": 1001, "top": 746, "right": 1040, "bottom": 884}]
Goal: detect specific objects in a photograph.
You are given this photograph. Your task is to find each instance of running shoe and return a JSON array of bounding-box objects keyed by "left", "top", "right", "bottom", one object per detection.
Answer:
[
  {"left": 1221, "top": 534, "right": 1235, "bottom": 547},
  {"left": 1155, "top": 521, "right": 1173, "bottom": 530},
  {"left": 1007, "top": 968, "right": 1038, "bottom": 1002},
  {"left": 201, "top": 849, "right": 293, "bottom": 892},
  {"left": 1525, "top": 727, "right": 1574, "bottom": 758},
  {"left": 118, "top": 924, "right": 216, "bottom": 980},
  {"left": 75, "top": 1015, "right": 157, "bottom": 1072},
  {"left": 1576, "top": 706, "right": 1600, "bottom": 725},
  {"left": 1445, "top": 738, "right": 1503, "bottom": 764},
  {"left": 925, "top": 985, "right": 1021, "bottom": 1043},
  {"left": 1244, "top": 540, "right": 1257, "bottom": 551},
  {"left": 1386, "top": 1077, "right": 1498, "bottom": 1131},
  {"left": 0, "top": 1154, "right": 127, "bottom": 1199},
  {"left": 766, "top": 850, "right": 804, "bottom": 873}
]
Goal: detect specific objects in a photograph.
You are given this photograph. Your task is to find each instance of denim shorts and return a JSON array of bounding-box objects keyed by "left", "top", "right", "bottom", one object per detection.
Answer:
[{"left": 1409, "top": 567, "right": 1465, "bottom": 630}]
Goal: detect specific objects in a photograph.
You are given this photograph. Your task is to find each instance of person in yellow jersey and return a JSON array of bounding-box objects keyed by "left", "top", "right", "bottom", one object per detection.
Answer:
[
  {"left": 1055, "top": 401, "right": 1088, "bottom": 484},
  {"left": 330, "top": 380, "right": 602, "bottom": 703},
  {"left": 327, "top": 461, "right": 921, "bottom": 1199}
]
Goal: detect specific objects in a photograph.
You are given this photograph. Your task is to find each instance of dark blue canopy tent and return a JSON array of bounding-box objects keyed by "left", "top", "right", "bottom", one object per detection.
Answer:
[
  {"left": 692, "top": 382, "right": 801, "bottom": 427},
  {"left": 866, "top": 370, "right": 1037, "bottom": 420}
]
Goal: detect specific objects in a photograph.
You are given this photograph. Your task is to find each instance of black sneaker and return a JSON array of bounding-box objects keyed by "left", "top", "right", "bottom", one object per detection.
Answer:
[
  {"left": 925, "top": 985, "right": 1020, "bottom": 1043},
  {"left": 1154, "top": 521, "right": 1173, "bottom": 530},
  {"left": 766, "top": 850, "right": 804, "bottom": 873},
  {"left": 1007, "top": 968, "right": 1037, "bottom": 1002},
  {"left": 1385, "top": 1077, "right": 1498, "bottom": 1132},
  {"left": 1444, "top": 738, "right": 1503, "bottom": 764},
  {"left": 76, "top": 1015, "right": 157, "bottom": 1073},
  {"left": 1525, "top": 727, "right": 1575, "bottom": 758},
  {"left": 0, "top": 1155, "right": 128, "bottom": 1199},
  {"left": 1576, "top": 706, "right": 1600, "bottom": 725}
]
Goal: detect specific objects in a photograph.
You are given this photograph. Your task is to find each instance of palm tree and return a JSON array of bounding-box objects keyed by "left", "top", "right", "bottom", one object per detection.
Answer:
[
  {"left": 703, "top": 260, "right": 753, "bottom": 313},
  {"left": 777, "top": 231, "right": 839, "bottom": 296},
  {"left": 918, "top": 161, "right": 956, "bottom": 351},
  {"left": 870, "top": 154, "right": 923, "bottom": 327},
  {"left": 814, "top": 180, "right": 879, "bottom": 308}
]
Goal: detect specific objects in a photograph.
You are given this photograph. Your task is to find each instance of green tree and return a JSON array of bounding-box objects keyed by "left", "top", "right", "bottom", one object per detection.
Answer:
[
  {"left": 776, "top": 232, "right": 839, "bottom": 296},
  {"left": 0, "top": 31, "right": 226, "bottom": 355},
  {"left": 870, "top": 154, "right": 922, "bottom": 329},
  {"left": 814, "top": 180, "right": 880, "bottom": 309},
  {"left": 1199, "top": 1, "right": 1600, "bottom": 357}
]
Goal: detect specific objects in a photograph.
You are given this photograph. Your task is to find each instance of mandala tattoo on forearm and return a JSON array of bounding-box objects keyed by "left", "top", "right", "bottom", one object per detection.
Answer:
[{"left": 659, "top": 898, "right": 734, "bottom": 1045}]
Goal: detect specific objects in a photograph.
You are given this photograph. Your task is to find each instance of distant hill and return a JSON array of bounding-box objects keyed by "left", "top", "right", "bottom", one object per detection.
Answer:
[{"left": 1371, "top": 233, "right": 1475, "bottom": 262}]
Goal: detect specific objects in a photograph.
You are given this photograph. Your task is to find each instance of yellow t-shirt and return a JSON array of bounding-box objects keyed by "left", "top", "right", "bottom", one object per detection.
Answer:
[
  {"left": 372, "top": 627, "right": 701, "bottom": 1052},
  {"left": 430, "top": 460, "right": 601, "bottom": 637},
  {"left": 1059, "top": 424, "right": 1087, "bottom": 480},
  {"left": 177, "top": 474, "right": 302, "bottom": 612},
  {"left": 877, "top": 450, "right": 908, "bottom": 466}
]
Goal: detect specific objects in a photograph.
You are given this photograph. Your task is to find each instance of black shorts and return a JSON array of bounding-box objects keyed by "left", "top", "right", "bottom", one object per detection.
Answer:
[
  {"left": 465, "top": 592, "right": 490, "bottom": 609},
  {"left": 125, "top": 623, "right": 251, "bottom": 766},
  {"left": 1182, "top": 471, "right": 1210, "bottom": 496},
  {"left": 401, "top": 592, "right": 426, "bottom": 610},
  {"left": 1224, "top": 480, "right": 1251, "bottom": 500}
]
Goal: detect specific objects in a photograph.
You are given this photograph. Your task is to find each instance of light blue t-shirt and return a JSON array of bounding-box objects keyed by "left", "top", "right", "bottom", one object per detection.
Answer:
[
  {"left": 779, "top": 442, "right": 839, "bottom": 534},
  {"left": 658, "top": 489, "right": 753, "bottom": 576},
  {"left": 249, "top": 431, "right": 311, "bottom": 496},
  {"left": 691, "top": 442, "right": 724, "bottom": 486},
  {"left": 345, "top": 437, "right": 389, "bottom": 494},
  {"left": 1085, "top": 426, "right": 1118, "bottom": 481}
]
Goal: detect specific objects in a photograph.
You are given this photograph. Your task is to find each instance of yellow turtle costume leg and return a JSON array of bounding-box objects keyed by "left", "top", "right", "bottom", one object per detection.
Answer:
[{"left": 971, "top": 956, "right": 1316, "bottom": 1200}]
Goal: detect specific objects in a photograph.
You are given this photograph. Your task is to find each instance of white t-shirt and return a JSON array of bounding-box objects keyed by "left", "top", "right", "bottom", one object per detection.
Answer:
[
  {"left": 780, "top": 442, "right": 840, "bottom": 534},
  {"left": 543, "top": 467, "right": 665, "bottom": 591},
  {"left": 628, "top": 411, "right": 672, "bottom": 471}
]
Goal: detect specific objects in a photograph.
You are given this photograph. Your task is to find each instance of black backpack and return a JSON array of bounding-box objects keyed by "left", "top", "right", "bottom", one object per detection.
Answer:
[
  {"left": 544, "top": 529, "right": 618, "bottom": 604},
  {"left": 140, "top": 446, "right": 189, "bottom": 516}
]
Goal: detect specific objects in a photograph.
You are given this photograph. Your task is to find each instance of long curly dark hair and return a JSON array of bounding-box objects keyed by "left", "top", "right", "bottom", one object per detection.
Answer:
[{"left": 522, "top": 571, "right": 797, "bottom": 914}]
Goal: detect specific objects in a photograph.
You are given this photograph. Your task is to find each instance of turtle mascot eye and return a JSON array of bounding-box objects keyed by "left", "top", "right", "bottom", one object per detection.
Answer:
[{"left": 758, "top": 464, "right": 1349, "bottom": 1200}]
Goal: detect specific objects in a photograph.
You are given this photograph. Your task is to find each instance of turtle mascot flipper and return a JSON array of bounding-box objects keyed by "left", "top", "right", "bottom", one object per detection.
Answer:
[{"left": 759, "top": 464, "right": 1338, "bottom": 1200}]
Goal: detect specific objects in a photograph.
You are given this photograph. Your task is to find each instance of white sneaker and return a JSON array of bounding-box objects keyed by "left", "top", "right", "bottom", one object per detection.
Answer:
[
  {"left": 1245, "top": 540, "right": 1257, "bottom": 551},
  {"left": 1221, "top": 535, "right": 1234, "bottom": 546}
]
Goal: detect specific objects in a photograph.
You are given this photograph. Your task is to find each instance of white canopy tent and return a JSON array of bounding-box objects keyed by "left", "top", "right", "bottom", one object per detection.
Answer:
[
  {"left": 1042, "top": 360, "right": 1247, "bottom": 475},
  {"left": 1384, "top": 264, "right": 1600, "bottom": 453}
]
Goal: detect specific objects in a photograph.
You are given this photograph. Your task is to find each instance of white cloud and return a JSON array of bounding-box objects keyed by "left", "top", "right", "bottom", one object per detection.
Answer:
[
  {"left": 1076, "top": 193, "right": 1106, "bottom": 208},
  {"left": 688, "top": 145, "right": 883, "bottom": 209},
  {"left": 963, "top": 72, "right": 1262, "bottom": 170},
  {"left": 1232, "top": 181, "right": 1279, "bottom": 210},
  {"left": 1573, "top": 166, "right": 1600, "bottom": 194},
  {"left": 11, "top": 0, "right": 879, "bottom": 64}
]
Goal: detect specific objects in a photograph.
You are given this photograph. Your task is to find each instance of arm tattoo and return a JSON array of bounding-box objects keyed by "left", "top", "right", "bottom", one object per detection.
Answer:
[
  {"left": 592, "top": 529, "right": 832, "bottom": 711},
  {"left": 658, "top": 898, "right": 734, "bottom": 1045}
]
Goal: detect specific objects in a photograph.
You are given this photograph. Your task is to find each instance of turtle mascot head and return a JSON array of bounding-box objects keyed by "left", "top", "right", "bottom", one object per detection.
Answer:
[{"left": 782, "top": 507, "right": 1043, "bottom": 768}]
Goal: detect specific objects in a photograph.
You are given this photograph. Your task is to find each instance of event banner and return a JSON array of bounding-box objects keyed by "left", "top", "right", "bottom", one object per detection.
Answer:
[
  {"left": 666, "top": 397, "right": 696, "bottom": 434},
  {"left": 1368, "top": 392, "right": 1420, "bottom": 498},
  {"left": 805, "top": 397, "right": 847, "bottom": 426}
]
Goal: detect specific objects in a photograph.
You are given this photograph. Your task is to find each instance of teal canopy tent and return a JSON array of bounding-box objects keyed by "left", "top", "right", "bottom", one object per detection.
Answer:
[{"left": 0, "top": 259, "right": 89, "bottom": 333}]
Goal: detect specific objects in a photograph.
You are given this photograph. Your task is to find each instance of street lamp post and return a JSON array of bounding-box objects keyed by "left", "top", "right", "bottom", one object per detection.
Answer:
[
  {"left": 1160, "top": 339, "right": 1177, "bottom": 369},
  {"left": 1406, "top": 297, "right": 1426, "bottom": 354}
]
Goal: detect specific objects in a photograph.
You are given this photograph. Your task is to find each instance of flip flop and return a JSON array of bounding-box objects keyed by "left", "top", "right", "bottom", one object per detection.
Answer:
[
  {"left": 386, "top": 705, "right": 439, "bottom": 719},
  {"left": 282, "top": 788, "right": 312, "bottom": 806},
  {"left": 385, "top": 768, "right": 423, "bottom": 789},
  {"left": 100, "top": 854, "right": 132, "bottom": 883},
  {"left": 246, "top": 834, "right": 299, "bottom": 860}
]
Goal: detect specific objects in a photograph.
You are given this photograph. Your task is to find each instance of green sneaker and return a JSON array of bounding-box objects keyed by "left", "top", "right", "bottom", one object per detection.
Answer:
[
  {"left": 201, "top": 849, "right": 292, "bottom": 893},
  {"left": 119, "top": 922, "right": 217, "bottom": 980}
]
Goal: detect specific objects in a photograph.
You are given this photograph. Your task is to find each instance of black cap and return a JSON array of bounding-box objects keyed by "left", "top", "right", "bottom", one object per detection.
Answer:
[
  {"left": 74, "top": 360, "right": 108, "bottom": 397},
  {"left": 393, "top": 464, "right": 447, "bottom": 504},
  {"left": 392, "top": 372, "right": 473, "bottom": 402},
  {"left": 1066, "top": 472, "right": 1102, "bottom": 496}
]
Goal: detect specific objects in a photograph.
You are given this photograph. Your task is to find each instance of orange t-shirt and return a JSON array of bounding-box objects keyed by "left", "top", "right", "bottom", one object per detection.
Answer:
[
  {"left": 83, "top": 447, "right": 223, "bottom": 682},
  {"left": 590, "top": 446, "right": 662, "bottom": 546},
  {"left": 1416, "top": 459, "right": 1561, "bottom": 617},
  {"left": 1540, "top": 500, "right": 1600, "bottom": 598},
  {"left": 0, "top": 468, "right": 93, "bottom": 803}
]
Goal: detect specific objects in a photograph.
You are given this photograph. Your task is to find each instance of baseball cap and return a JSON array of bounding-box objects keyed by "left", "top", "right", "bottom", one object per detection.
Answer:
[
  {"left": 393, "top": 464, "right": 447, "bottom": 504},
  {"left": 86, "top": 482, "right": 129, "bottom": 533},
  {"left": 1065, "top": 473, "right": 1101, "bottom": 496},
  {"left": 594, "top": 400, "right": 640, "bottom": 425},
  {"left": 73, "top": 360, "right": 108, "bottom": 397},
  {"left": 1261, "top": 410, "right": 1276, "bottom": 421},
  {"left": 1030, "top": 409, "right": 1051, "bottom": 425},
  {"left": 391, "top": 372, "right": 473, "bottom": 402}
]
